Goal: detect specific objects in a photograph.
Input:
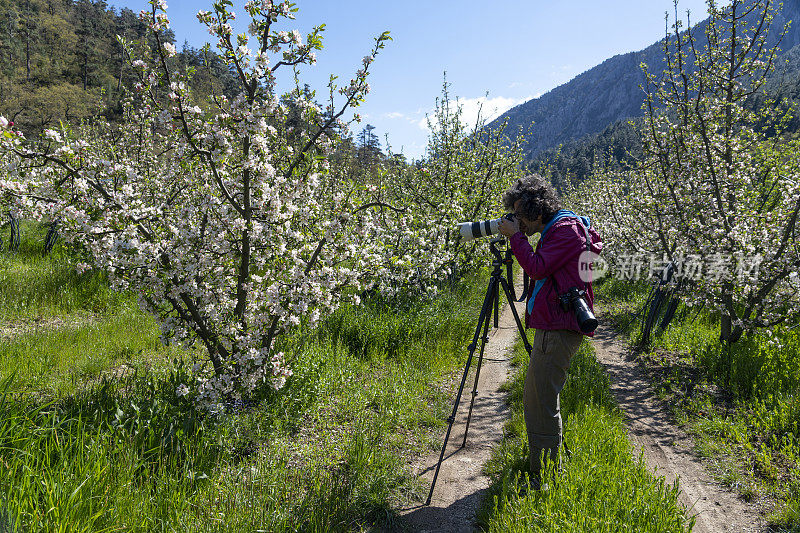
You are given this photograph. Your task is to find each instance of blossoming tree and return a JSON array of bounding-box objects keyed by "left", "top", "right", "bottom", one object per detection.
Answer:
[
  {"left": 0, "top": 0, "right": 391, "bottom": 411},
  {"left": 347, "top": 80, "right": 526, "bottom": 297},
  {"left": 570, "top": 0, "right": 800, "bottom": 348}
]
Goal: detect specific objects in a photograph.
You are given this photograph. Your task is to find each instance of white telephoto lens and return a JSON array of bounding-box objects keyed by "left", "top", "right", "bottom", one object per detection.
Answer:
[{"left": 457, "top": 219, "right": 501, "bottom": 242}]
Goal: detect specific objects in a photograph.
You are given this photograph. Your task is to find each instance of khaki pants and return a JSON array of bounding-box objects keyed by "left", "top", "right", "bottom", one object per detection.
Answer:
[{"left": 523, "top": 329, "right": 584, "bottom": 451}]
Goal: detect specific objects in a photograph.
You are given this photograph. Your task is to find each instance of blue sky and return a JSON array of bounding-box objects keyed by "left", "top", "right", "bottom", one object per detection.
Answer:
[{"left": 112, "top": 0, "right": 714, "bottom": 159}]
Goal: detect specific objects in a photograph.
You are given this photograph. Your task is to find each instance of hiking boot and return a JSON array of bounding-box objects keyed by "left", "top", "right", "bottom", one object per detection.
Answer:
[
  {"left": 517, "top": 473, "right": 550, "bottom": 498},
  {"left": 529, "top": 473, "right": 550, "bottom": 492},
  {"left": 530, "top": 446, "right": 561, "bottom": 478},
  {"left": 517, "top": 472, "right": 549, "bottom": 499}
]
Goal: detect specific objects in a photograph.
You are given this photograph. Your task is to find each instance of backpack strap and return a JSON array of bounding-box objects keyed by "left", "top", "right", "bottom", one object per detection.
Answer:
[{"left": 526, "top": 216, "right": 593, "bottom": 315}]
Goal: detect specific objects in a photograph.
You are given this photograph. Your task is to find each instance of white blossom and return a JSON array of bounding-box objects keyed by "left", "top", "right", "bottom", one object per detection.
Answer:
[{"left": 163, "top": 42, "right": 177, "bottom": 57}]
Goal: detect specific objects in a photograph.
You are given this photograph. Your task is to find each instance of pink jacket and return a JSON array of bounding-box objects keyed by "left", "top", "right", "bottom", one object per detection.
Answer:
[{"left": 510, "top": 215, "right": 603, "bottom": 337}]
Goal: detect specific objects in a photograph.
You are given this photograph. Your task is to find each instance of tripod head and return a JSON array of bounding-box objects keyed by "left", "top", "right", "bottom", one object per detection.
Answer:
[
  {"left": 489, "top": 236, "right": 515, "bottom": 269},
  {"left": 489, "top": 236, "right": 506, "bottom": 263},
  {"left": 487, "top": 236, "right": 528, "bottom": 304}
]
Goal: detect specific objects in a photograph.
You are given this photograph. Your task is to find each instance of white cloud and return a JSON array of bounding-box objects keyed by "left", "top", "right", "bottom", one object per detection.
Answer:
[
  {"left": 383, "top": 111, "right": 406, "bottom": 119},
  {"left": 417, "top": 94, "right": 537, "bottom": 132}
]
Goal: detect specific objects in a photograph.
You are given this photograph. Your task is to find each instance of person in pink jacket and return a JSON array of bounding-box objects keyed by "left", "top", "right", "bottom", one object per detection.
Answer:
[{"left": 498, "top": 174, "right": 603, "bottom": 489}]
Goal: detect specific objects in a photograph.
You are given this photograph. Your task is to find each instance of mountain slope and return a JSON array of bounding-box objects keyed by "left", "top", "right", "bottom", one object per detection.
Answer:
[
  {"left": 528, "top": 38, "right": 800, "bottom": 191},
  {"left": 492, "top": 2, "right": 800, "bottom": 160}
]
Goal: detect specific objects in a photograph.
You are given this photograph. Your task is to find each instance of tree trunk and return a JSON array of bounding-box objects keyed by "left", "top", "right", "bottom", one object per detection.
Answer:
[
  {"left": 720, "top": 313, "right": 732, "bottom": 343},
  {"left": 25, "top": 30, "right": 30, "bottom": 81},
  {"left": 720, "top": 314, "right": 744, "bottom": 343}
]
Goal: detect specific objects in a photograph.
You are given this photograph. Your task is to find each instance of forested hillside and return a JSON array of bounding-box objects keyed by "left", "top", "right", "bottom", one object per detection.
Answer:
[
  {"left": 492, "top": 1, "right": 800, "bottom": 161},
  {"left": 0, "top": 0, "right": 238, "bottom": 133},
  {"left": 529, "top": 36, "right": 800, "bottom": 189}
]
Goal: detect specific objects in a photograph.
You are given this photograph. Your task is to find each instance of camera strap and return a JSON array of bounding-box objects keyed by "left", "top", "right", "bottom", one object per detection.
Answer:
[
  {"left": 505, "top": 246, "right": 529, "bottom": 302},
  {"left": 520, "top": 272, "right": 529, "bottom": 303}
]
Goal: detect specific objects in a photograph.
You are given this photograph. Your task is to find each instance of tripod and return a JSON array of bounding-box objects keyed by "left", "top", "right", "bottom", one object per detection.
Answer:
[{"left": 426, "top": 237, "right": 533, "bottom": 505}]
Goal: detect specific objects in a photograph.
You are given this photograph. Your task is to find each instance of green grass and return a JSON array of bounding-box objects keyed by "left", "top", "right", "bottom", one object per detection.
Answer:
[
  {"left": 477, "top": 335, "right": 694, "bottom": 532},
  {"left": 0, "top": 230, "right": 489, "bottom": 531},
  {"left": 595, "top": 276, "right": 800, "bottom": 530},
  {"left": 0, "top": 372, "right": 214, "bottom": 532},
  {"left": 0, "top": 299, "right": 181, "bottom": 395},
  {"left": 0, "top": 222, "right": 182, "bottom": 396},
  {"left": 0, "top": 221, "right": 123, "bottom": 321}
]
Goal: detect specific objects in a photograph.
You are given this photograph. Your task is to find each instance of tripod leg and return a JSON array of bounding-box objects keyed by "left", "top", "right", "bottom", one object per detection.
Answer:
[
  {"left": 426, "top": 275, "right": 499, "bottom": 506},
  {"left": 461, "top": 296, "right": 494, "bottom": 448},
  {"left": 499, "top": 276, "right": 533, "bottom": 354},
  {"left": 493, "top": 279, "right": 499, "bottom": 328},
  {"left": 462, "top": 273, "right": 530, "bottom": 447}
]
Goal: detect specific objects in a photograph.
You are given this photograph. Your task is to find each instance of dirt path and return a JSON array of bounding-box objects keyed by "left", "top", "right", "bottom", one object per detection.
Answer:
[
  {"left": 390, "top": 296, "right": 765, "bottom": 532},
  {"left": 0, "top": 314, "right": 99, "bottom": 340},
  {"left": 591, "top": 323, "right": 767, "bottom": 533},
  {"left": 393, "top": 296, "right": 524, "bottom": 532}
]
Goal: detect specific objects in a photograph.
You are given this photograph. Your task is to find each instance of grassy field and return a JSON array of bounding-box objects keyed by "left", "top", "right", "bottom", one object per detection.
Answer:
[
  {"left": 475, "top": 333, "right": 694, "bottom": 532},
  {"left": 0, "top": 225, "right": 488, "bottom": 532},
  {"left": 5, "top": 223, "right": 777, "bottom": 531},
  {"left": 595, "top": 277, "right": 800, "bottom": 531}
]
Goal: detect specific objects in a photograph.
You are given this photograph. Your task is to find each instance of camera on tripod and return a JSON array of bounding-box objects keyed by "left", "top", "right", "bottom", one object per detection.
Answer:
[
  {"left": 559, "top": 287, "right": 598, "bottom": 334},
  {"left": 426, "top": 235, "right": 532, "bottom": 505}
]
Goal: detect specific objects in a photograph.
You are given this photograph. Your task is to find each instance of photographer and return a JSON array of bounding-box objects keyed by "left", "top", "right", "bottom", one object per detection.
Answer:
[{"left": 498, "top": 174, "right": 603, "bottom": 489}]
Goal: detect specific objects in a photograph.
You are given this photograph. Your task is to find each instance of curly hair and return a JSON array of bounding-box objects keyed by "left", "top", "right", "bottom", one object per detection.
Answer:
[{"left": 502, "top": 174, "right": 561, "bottom": 224}]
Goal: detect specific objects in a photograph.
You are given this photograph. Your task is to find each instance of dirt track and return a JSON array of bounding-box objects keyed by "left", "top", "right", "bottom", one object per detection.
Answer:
[
  {"left": 390, "top": 296, "right": 766, "bottom": 532},
  {"left": 591, "top": 324, "right": 767, "bottom": 533},
  {"left": 393, "top": 296, "right": 523, "bottom": 532}
]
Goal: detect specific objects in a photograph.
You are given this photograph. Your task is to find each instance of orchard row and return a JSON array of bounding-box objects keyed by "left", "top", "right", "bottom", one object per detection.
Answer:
[{"left": 0, "top": 0, "right": 524, "bottom": 411}]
